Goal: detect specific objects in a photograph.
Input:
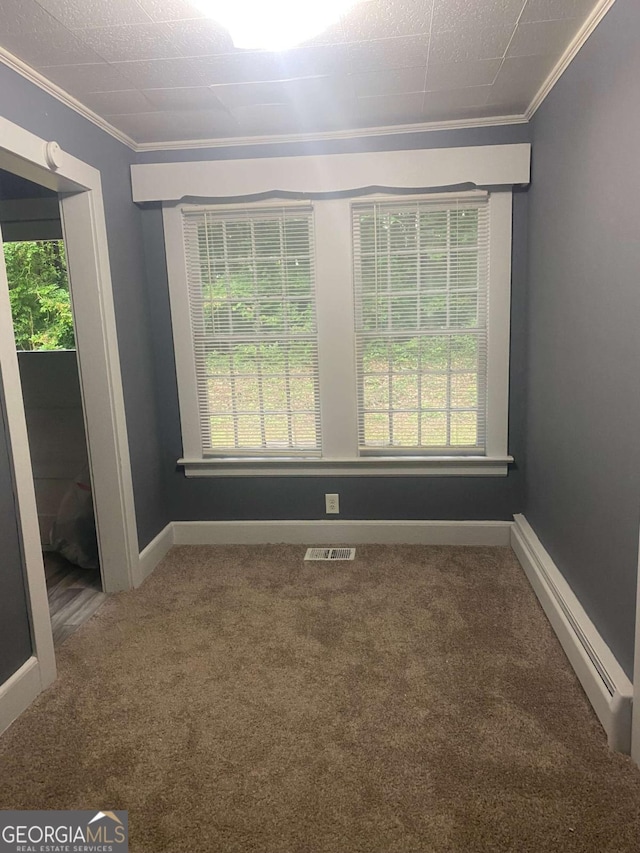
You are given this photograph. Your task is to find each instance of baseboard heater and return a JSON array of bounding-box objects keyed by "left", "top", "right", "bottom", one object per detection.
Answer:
[{"left": 511, "top": 514, "right": 633, "bottom": 753}]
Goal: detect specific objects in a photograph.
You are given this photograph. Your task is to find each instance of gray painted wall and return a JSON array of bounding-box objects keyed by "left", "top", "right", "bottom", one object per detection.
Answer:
[
  {"left": 0, "top": 64, "right": 169, "bottom": 549},
  {"left": 525, "top": 0, "right": 640, "bottom": 677},
  {"left": 140, "top": 124, "right": 530, "bottom": 523},
  {"left": 0, "top": 372, "right": 32, "bottom": 684}
]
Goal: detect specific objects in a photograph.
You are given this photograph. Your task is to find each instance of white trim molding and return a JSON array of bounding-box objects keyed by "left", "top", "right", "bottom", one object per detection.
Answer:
[
  {"left": 511, "top": 514, "right": 632, "bottom": 753},
  {"left": 632, "top": 524, "right": 640, "bottom": 766},
  {"left": 526, "top": 0, "right": 618, "bottom": 120},
  {"left": 132, "top": 144, "right": 530, "bottom": 202},
  {"left": 173, "top": 519, "right": 513, "bottom": 546},
  {"left": 178, "top": 457, "right": 514, "bottom": 477},
  {"left": 138, "top": 523, "right": 175, "bottom": 582},
  {"left": 0, "top": 658, "right": 43, "bottom": 736},
  {"left": 134, "top": 114, "right": 528, "bottom": 153},
  {"left": 0, "top": 114, "right": 142, "bottom": 734},
  {"left": 0, "top": 47, "right": 136, "bottom": 151}
]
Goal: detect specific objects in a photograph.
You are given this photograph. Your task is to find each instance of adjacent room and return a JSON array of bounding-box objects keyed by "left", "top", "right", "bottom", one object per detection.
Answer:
[
  {"left": 0, "top": 170, "right": 105, "bottom": 646},
  {"left": 0, "top": 0, "right": 639, "bottom": 850}
]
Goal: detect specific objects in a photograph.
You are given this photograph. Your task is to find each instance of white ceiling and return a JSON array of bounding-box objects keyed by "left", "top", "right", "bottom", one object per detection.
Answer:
[{"left": 0, "top": 0, "right": 598, "bottom": 146}]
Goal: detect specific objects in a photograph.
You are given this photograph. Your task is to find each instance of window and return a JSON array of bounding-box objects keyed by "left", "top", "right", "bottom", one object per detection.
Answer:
[
  {"left": 352, "top": 198, "right": 488, "bottom": 455},
  {"left": 164, "top": 190, "right": 513, "bottom": 477},
  {"left": 3, "top": 239, "right": 75, "bottom": 351},
  {"left": 182, "top": 206, "right": 320, "bottom": 456}
]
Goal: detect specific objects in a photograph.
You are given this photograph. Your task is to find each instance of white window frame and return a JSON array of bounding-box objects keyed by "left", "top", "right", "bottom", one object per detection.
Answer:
[
  {"left": 151, "top": 144, "right": 530, "bottom": 478},
  {"left": 164, "top": 190, "right": 512, "bottom": 477}
]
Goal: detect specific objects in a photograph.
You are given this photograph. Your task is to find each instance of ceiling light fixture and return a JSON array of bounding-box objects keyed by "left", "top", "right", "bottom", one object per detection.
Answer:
[{"left": 192, "top": 0, "right": 363, "bottom": 51}]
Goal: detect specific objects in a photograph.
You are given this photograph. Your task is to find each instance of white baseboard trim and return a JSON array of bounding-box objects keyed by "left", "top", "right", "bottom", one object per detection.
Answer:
[
  {"left": 172, "top": 519, "right": 513, "bottom": 547},
  {"left": 138, "top": 522, "right": 175, "bottom": 583},
  {"left": 511, "top": 514, "right": 633, "bottom": 753},
  {"left": 0, "top": 657, "right": 43, "bottom": 736}
]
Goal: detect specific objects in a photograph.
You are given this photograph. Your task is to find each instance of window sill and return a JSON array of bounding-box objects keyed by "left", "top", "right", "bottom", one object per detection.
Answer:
[{"left": 178, "top": 456, "right": 514, "bottom": 478}]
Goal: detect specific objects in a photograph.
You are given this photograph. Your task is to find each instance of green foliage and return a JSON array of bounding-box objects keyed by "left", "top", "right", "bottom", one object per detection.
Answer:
[{"left": 4, "top": 240, "right": 75, "bottom": 351}]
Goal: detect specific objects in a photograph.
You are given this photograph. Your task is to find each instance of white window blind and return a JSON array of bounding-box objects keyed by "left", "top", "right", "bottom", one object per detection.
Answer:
[
  {"left": 182, "top": 206, "right": 321, "bottom": 455},
  {"left": 352, "top": 196, "right": 489, "bottom": 455}
]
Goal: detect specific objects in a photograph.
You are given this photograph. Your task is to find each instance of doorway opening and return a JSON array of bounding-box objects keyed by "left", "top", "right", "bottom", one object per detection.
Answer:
[{"left": 0, "top": 169, "right": 106, "bottom": 645}]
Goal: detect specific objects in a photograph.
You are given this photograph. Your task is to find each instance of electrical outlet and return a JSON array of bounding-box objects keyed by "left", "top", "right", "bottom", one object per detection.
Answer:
[{"left": 325, "top": 493, "right": 339, "bottom": 514}]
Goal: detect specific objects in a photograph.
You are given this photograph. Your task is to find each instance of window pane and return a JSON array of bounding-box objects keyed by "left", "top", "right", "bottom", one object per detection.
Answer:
[
  {"left": 421, "top": 412, "right": 447, "bottom": 446},
  {"left": 450, "top": 412, "right": 478, "bottom": 447},
  {"left": 185, "top": 208, "right": 320, "bottom": 453},
  {"left": 354, "top": 199, "right": 487, "bottom": 453}
]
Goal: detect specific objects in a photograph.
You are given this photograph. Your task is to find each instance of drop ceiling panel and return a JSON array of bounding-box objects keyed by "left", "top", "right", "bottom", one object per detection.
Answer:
[
  {"left": 352, "top": 66, "right": 427, "bottom": 98},
  {"left": 425, "top": 59, "right": 502, "bottom": 91},
  {"left": 165, "top": 20, "right": 234, "bottom": 56},
  {"left": 346, "top": 36, "right": 430, "bottom": 72},
  {"left": 507, "top": 18, "right": 583, "bottom": 57},
  {"left": 78, "top": 23, "right": 182, "bottom": 62},
  {"left": 136, "top": 0, "right": 205, "bottom": 23},
  {"left": 38, "top": 61, "right": 139, "bottom": 94},
  {"left": 82, "top": 89, "right": 156, "bottom": 115},
  {"left": 432, "top": 0, "right": 525, "bottom": 32},
  {"left": 108, "top": 58, "right": 210, "bottom": 88},
  {"left": 37, "top": 0, "right": 152, "bottom": 29},
  {"left": 430, "top": 24, "right": 517, "bottom": 63},
  {"left": 521, "top": 0, "right": 595, "bottom": 23},
  {"left": 341, "top": 0, "right": 434, "bottom": 41},
  {"left": 0, "top": 0, "right": 602, "bottom": 145},
  {"left": 142, "top": 85, "right": 225, "bottom": 110},
  {"left": 2, "top": 23, "right": 102, "bottom": 67}
]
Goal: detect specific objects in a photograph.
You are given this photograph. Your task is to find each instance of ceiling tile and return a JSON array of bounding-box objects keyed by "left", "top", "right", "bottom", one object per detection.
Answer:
[
  {"left": 136, "top": 0, "right": 206, "bottom": 22},
  {"left": 425, "top": 58, "right": 501, "bottom": 91},
  {"left": 521, "top": 0, "right": 594, "bottom": 23},
  {"left": 212, "top": 75, "right": 356, "bottom": 110},
  {"left": 110, "top": 108, "right": 240, "bottom": 142},
  {"left": 347, "top": 36, "right": 430, "bottom": 74},
  {"left": 430, "top": 25, "right": 515, "bottom": 63},
  {"left": 81, "top": 89, "right": 155, "bottom": 115},
  {"left": 142, "top": 86, "right": 226, "bottom": 110},
  {"left": 210, "top": 80, "right": 291, "bottom": 109},
  {"left": 1, "top": 0, "right": 64, "bottom": 35},
  {"left": 432, "top": 0, "right": 525, "bottom": 32},
  {"left": 355, "top": 92, "right": 425, "bottom": 124},
  {"left": 111, "top": 57, "right": 210, "bottom": 88},
  {"left": 195, "top": 45, "right": 353, "bottom": 86},
  {"left": 36, "top": 0, "right": 152, "bottom": 29},
  {"left": 77, "top": 22, "right": 181, "bottom": 63},
  {"left": 485, "top": 53, "right": 556, "bottom": 104},
  {"left": 234, "top": 100, "right": 358, "bottom": 134},
  {"left": 165, "top": 19, "right": 234, "bottom": 56},
  {"left": 35, "top": 61, "right": 136, "bottom": 93},
  {"left": 422, "top": 103, "right": 502, "bottom": 121},
  {"left": 423, "top": 85, "right": 491, "bottom": 111},
  {"left": 341, "top": 0, "right": 433, "bottom": 41},
  {"left": 302, "top": 19, "right": 347, "bottom": 47},
  {"left": 352, "top": 66, "right": 427, "bottom": 98},
  {"left": 1, "top": 22, "right": 102, "bottom": 66},
  {"left": 230, "top": 104, "right": 300, "bottom": 135},
  {"left": 507, "top": 17, "right": 582, "bottom": 57}
]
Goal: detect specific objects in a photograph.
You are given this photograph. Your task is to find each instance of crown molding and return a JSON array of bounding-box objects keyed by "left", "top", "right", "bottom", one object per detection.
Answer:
[
  {"left": 133, "top": 113, "right": 528, "bottom": 153},
  {"left": 525, "top": 0, "right": 618, "bottom": 120},
  {"left": 0, "top": 47, "right": 137, "bottom": 151}
]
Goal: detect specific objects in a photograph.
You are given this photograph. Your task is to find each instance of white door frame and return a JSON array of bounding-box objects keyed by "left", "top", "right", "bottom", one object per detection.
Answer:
[
  {"left": 632, "top": 530, "right": 640, "bottom": 764},
  {"left": 0, "top": 115, "right": 140, "bottom": 730}
]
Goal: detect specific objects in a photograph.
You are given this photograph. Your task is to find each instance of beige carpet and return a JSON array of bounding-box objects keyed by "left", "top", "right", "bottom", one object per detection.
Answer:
[{"left": 1, "top": 544, "right": 640, "bottom": 852}]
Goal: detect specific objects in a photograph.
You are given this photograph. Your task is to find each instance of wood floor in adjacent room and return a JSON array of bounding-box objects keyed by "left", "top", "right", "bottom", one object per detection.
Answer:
[
  {"left": 2, "top": 544, "right": 640, "bottom": 852},
  {"left": 45, "top": 551, "right": 106, "bottom": 646}
]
